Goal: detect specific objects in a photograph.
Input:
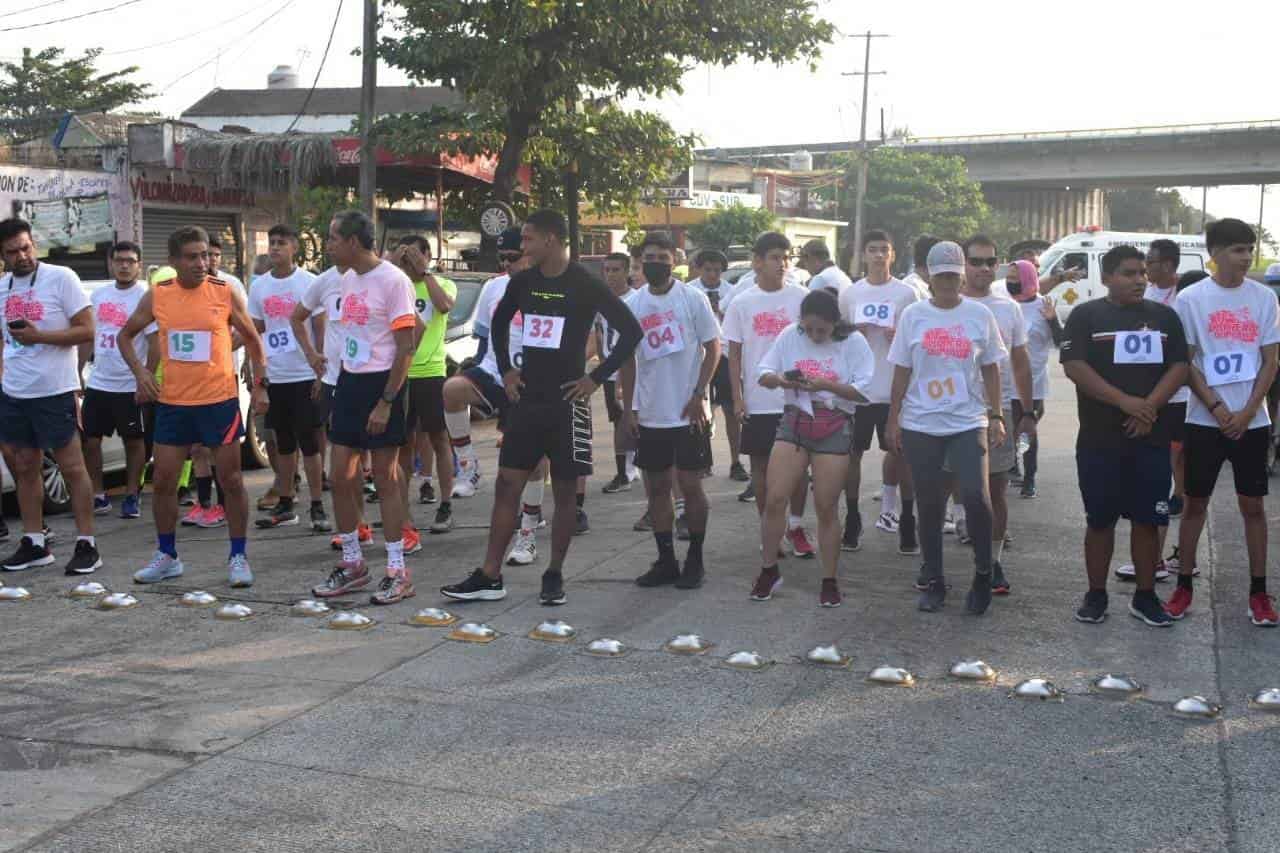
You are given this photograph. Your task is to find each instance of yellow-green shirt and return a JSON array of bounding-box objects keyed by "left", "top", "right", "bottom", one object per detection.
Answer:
[{"left": 408, "top": 276, "right": 457, "bottom": 379}]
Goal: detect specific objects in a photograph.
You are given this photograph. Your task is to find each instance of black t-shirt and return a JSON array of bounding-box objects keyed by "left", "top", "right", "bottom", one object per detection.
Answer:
[
  {"left": 1060, "top": 297, "right": 1189, "bottom": 448},
  {"left": 492, "top": 261, "right": 642, "bottom": 403}
]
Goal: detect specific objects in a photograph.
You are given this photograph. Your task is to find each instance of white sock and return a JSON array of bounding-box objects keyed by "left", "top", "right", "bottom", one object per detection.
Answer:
[
  {"left": 386, "top": 538, "right": 405, "bottom": 572},
  {"left": 77, "top": 535, "right": 95, "bottom": 547},
  {"left": 881, "top": 484, "right": 899, "bottom": 517},
  {"left": 340, "top": 531, "right": 361, "bottom": 563},
  {"left": 27, "top": 532, "right": 45, "bottom": 548},
  {"left": 444, "top": 408, "right": 470, "bottom": 441},
  {"left": 675, "top": 498, "right": 686, "bottom": 516},
  {"left": 523, "top": 477, "right": 545, "bottom": 510},
  {"left": 953, "top": 503, "right": 966, "bottom": 523},
  {"left": 993, "top": 539, "right": 1005, "bottom": 562},
  {"left": 788, "top": 514, "right": 803, "bottom": 530}
]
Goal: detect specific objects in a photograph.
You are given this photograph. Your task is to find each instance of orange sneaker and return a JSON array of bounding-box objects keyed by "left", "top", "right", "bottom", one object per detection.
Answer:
[
  {"left": 330, "top": 523, "right": 375, "bottom": 551},
  {"left": 402, "top": 525, "right": 423, "bottom": 555}
]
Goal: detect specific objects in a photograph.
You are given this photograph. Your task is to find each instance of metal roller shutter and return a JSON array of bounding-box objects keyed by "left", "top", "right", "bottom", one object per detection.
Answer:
[{"left": 141, "top": 209, "right": 239, "bottom": 277}]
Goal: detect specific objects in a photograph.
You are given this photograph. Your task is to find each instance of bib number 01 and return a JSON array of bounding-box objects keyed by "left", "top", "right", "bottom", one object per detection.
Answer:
[
  {"left": 1113, "top": 331, "right": 1162, "bottom": 364},
  {"left": 918, "top": 372, "right": 966, "bottom": 409}
]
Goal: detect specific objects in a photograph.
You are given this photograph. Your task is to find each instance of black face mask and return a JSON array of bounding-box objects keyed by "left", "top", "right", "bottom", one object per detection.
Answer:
[
  {"left": 1006, "top": 278, "right": 1022, "bottom": 296},
  {"left": 643, "top": 261, "right": 673, "bottom": 287}
]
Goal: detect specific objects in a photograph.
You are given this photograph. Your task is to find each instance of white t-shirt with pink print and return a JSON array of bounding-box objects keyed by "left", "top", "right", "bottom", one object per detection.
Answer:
[
  {"left": 337, "top": 261, "right": 417, "bottom": 374},
  {"left": 722, "top": 283, "right": 807, "bottom": 415}
]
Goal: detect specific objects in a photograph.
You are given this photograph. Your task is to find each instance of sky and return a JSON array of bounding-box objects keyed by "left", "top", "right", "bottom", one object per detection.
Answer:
[{"left": 9, "top": 0, "right": 1278, "bottom": 247}]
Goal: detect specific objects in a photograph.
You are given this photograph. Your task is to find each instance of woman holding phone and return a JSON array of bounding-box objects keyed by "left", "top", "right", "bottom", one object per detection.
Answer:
[{"left": 751, "top": 290, "right": 873, "bottom": 607}]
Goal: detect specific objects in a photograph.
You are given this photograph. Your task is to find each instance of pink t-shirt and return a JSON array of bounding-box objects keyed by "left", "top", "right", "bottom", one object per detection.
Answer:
[{"left": 337, "top": 260, "right": 416, "bottom": 374}]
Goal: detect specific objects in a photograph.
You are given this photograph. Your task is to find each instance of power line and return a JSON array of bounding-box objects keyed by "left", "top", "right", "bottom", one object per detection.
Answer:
[
  {"left": 97, "top": 0, "right": 267, "bottom": 57},
  {"left": 4, "top": 0, "right": 73, "bottom": 17},
  {"left": 0, "top": 0, "right": 145, "bottom": 32},
  {"left": 158, "top": 0, "right": 297, "bottom": 94},
  {"left": 283, "top": 0, "right": 344, "bottom": 134}
]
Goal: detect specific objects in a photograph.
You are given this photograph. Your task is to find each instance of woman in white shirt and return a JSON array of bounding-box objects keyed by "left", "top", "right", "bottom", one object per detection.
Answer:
[
  {"left": 886, "top": 241, "right": 1008, "bottom": 615},
  {"left": 1006, "top": 259, "right": 1063, "bottom": 498},
  {"left": 752, "top": 290, "right": 873, "bottom": 608}
]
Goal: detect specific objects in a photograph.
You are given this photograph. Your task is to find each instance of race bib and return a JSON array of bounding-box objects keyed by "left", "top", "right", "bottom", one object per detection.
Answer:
[
  {"left": 523, "top": 314, "right": 564, "bottom": 349},
  {"left": 415, "top": 297, "right": 433, "bottom": 323},
  {"left": 1205, "top": 349, "right": 1258, "bottom": 387},
  {"left": 856, "top": 301, "right": 895, "bottom": 328},
  {"left": 640, "top": 321, "right": 685, "bottom": 361},
  {"left": 97, "top": 331, "right": 118, "bottom": 353},
  {"left": 168, "top": 330, "right": 211, "bottom": 362},
  {"left": 918, "top": 372, "right": 967, "bottom": 410},
  {"left": 3, "top": 336, "right": 31, "bottom": 358},
  {"left": 1113, "top": 331, "right": 1163, "bottom": 364},
  {"left": 265, "top": 327, "right": 298, "bottom": 356},
  {"left": 344, "top": 334, "right": 371, "bottom": 368}
]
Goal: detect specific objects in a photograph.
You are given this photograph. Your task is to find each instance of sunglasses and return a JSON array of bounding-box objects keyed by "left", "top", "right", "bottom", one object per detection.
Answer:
[
  {"left": 966, "top": 257, "right": 999, "bottom": 268},
  {"left": 499, "top": 253, "right": 522, "bottom": 263}
]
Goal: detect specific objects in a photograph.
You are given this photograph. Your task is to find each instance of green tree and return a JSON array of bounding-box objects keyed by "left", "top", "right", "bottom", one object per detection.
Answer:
[
  {"left": 0, "top": 47, "right": 151, "bottom": 142},
  {"left": 1108, "top": 188, "right": 1204, "bottom": 234},
  {"left": 379, "top": 0, "right": 833, "bottom": 205},
  {"left": 291, "top": 186, "right": 352, "bottom": 270},
  {"left": 837, "top": 148, "right": 990, "bottom": 261},
  {"left": 687, "top": 202, "right": 777, "bottom": 251}
]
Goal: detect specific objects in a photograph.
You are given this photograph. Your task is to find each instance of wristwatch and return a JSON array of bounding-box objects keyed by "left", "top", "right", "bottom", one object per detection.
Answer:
[
  {"left": 380, "top": 390, "right": 398, "bottom": 404},
  {"left": 254, "top": 377, "right": 269, "bottom": 389},
  {"left": 987, "top": 410, "right": 1005, "bottom": 422}
]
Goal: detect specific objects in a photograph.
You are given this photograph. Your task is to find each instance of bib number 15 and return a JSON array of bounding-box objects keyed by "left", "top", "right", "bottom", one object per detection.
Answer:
[{"left": 169, "top": 330, "right": 211, "bottom": 362}]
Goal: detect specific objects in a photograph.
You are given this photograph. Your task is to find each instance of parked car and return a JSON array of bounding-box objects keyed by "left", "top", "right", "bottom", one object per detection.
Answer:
[
  {"left": 442, "top": 272, "right": 490, "bottom": 375},
  {"left": 0, "top": 280, "right": 269, "bottom": 514}
]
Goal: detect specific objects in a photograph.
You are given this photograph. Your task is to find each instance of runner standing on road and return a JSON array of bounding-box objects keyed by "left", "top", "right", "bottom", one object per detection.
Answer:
[
  {"left": 799, "top": 239, "right": 853, "bottom": 297},
  {"left": 687, "top": 248, "right": 748, "bottom": 483},
  {"left": 837, "top": 229, "right": 920, "bottom": 554},
  {"left": 752, "top": 290, "right": 873, "bottom": 606},
  {"left": 1168, "top": 219, "right": 1280, "bottom": 626},
  {"left": 80, "top": 241, "right": 155, "bottom": 521},
  {"left": 0, "top": 218, "right": 102, "bottom": 575},
  {"left": 1061, "top": 246, "right": 1187, "bottom": 627},
  {"left": 723, "top": 232, "right": 813, "bottom": 558},
  {"left": 598, "top": 252, "right": 639, "bottom": 493},
  {"left": 248, "top": 225, "right": 325, "bottom": 531},
  {"left": 961, "top": 235, "right": 1036, "bottom": 595},
  {"left": 121, "top": 226, "right": 267, "bottom": 587},
  {"left": 310, "top": 211, "right": 421, "bottom": 606},
  {"left": 1005, "top": 259, "right": 1062, "bottom": 499},
  {"left": 886, "top": 241, "right": 1007, "bottom": 615},
  {"left": 440, "top": 209, "right": 642, "bottom": 606},
  {"left": 619, "top": 232, "right": 720, "bottom": 591}
]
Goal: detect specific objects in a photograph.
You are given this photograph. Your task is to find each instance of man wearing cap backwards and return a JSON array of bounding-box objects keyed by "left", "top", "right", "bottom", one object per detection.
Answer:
[{"left": 886, "top": 240, "right": 1007, "bottom": 615}]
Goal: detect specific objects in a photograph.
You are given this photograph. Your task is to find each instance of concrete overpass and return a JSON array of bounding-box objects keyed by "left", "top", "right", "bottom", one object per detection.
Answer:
[{"left": 702, "top": 120, "right": 1280, "bottom": 239}]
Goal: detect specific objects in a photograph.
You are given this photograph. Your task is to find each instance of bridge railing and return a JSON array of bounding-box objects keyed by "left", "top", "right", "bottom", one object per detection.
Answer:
[{"left": 898, "top": 119, "right": 1280, "bottom": 147}]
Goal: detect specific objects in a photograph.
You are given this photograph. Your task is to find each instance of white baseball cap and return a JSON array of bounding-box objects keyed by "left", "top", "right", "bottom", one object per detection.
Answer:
[
  {"left": 927, "top": 241, "right": 966, "bottom": 276},
  {"left": 1265, "top": 262, "right": 1280, "bottom": 284}
]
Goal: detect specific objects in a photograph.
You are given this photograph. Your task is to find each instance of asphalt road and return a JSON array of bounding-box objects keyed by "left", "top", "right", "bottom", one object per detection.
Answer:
[{"left": 1, "top": 367, "right": 1278, "bottom": 852}]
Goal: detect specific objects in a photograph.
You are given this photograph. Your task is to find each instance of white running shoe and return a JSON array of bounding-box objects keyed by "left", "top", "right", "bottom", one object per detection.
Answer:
[
  {"left": 451, "top": 463, "right": 481, "bottom": 498},
  {"left": 875, "top": 511, "right": 900, "bottom": 533},
  {"left": 1115, "top": 561, "right": 1171, "bottom": 582},
  {"left": 507, "top": 528, "right": 537, "bottom": 566},
  {"left": 943, "top": 512, "right": 957, "bottom": 535}
]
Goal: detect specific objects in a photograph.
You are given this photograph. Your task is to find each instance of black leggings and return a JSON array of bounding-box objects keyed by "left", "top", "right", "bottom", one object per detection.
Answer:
[
  {"left": 901, "top": 427, "right": 994, "bottom": 580},
  {"left": 1011, "top": 399, "right": 1045, "bottom": 481}
]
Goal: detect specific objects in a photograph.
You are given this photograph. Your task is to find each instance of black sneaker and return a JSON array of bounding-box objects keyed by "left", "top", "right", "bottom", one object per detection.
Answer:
[
  {"left": 737, "top": 482, "right": 755, "bottom": 503},
  {"left": 309, "top": 504, "right": 333, "bottom": 533},
  {"left": 2, "top": 536, "right": 53, "bottom": 571},
  {"left": 1075, "top": 590, "right": 1109, "bottom": 623},
  {"left": 64, "top": 540, "right": 102, "bottom": 575},
  {"left": 441, "top": 568, "right": 506, "bottom": 601},
  {"left": 1020, "top": 479, "right": 1037, "bottom": 499},
  {"left": 0, "top": 516, "right": 8, "bottom": 542},
  {"left": 602, "top": 474, "right": 631, "bottom": 494},
  {"left": 1129, "top": 590, "right": 1173, "bottom": 627},
  {"left": 419, "top": 479, "right": 437, "bottom": 504},
  {"left": 729, "top": 461, "right": 750, "bottom": 482},
  {"left": 635, "top": 557, "right": 681, "bottom": 587},
  {"left": 256, "top": 504, "right": 300, "bottom": 529},
  {"left": 539, "top": 570, "right": 566, "bottom": 606},
  {"left": 429, "top": 503, "right": 454, "bottom": 534},
  {"left": 966, "top": 572, "right": 993, "bottom": 615},
  {"left": 917, "top": 577, "right": 946, "bottom": 612},
  {"left": 841, "top": 512, "right": 862, "bottom": 552},
  {"left": 675, "top": 555, "right": 704, "bottom": 590},
  {"left": 897, "top": 513, "right": 918, "bottom": 555},
  {"left": 675, "top": 513, "right": 690, "bottom": 541},
  {"left": 575, "top": 508, "right": 590, "bottom": 535},
  {"left": 991, "top": 561, "right": 1010, "bottom": 595}
]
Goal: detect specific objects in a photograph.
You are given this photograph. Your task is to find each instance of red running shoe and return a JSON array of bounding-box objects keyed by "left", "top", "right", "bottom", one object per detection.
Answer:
[
  {"left": 819, "top": 578, "right": 842, "bottom": 608},
  {"left": 750, "top": 566, "right": 782, "bottom": 601},
  {"left": 1249, "top": 592, "right": 1279, "bottom": 627},
  {"left": 1164, "top": 586, "right": 1192, "bottom": 620},
  {"left": 786, "top": 526, "right": 816, "bottom": 559}
]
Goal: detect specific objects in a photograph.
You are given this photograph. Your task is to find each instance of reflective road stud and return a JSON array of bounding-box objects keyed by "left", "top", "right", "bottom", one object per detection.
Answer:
[
  {"left": 806, "top": 644, "right": 851, "bottom": 668},
  {"left": 0, "top": 585, "right": 31, "bottom": 602},
  {"left": 180, "top": 591, "right": 218, "bottom": 608},
  {"left": 1012, "top": 678, "right": 1064, "bottom": 701},
  {"left": 529, "top": 620, "right": 577, "bottom": 642},
  {"left": 1091, "top": 674, "right": 1143, "bottom": 698},
  {"left": 68, "top": 581, "right": 108, "bottom": 599},
  {"left": 950, "top": 660, "right": 998, "bottom": 682},
  {"left": 291, "top": 599, "right": 331, "bottom": 617},
  {"left": 447, "top": 622, "right": 498, "bottom": 644},
  {"left": 866, "top": 665, "right": 916, "bottom": 687},
  {"left": 327, "top": 611, "right": 375, "bottom": 631},
  {"left": 1172, "top": 696, "right": 1221, "bottom": 719},
  {"left": 97, "top": 592, "right": 139, "bottom": 610},
  {"left": 663, "top": 634, "right": 713, "bottom": 655},
  {"left": 723, "top": 651, "right": 772, "bottom": 671},
  {"left": 1249, "top": 689, "right": 1280, "bottom": 711},
  {"left": 584, "top": 638, "right": 627, "bottom": 657},
  {"left": 214, "top": 602, "right": 253, "bottom": 621},
  {"left": 409, "top": 607, "right": 458, "bottom": 628}
]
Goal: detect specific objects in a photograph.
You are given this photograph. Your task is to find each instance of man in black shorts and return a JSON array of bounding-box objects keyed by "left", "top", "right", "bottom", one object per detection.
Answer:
[
  {"left": 688, "top": 248, "right": 747, "bottom": 482},
  {"left": 597, "top": 251, "right": 639, "bottom": 493},
  {"left": 1062, "top": 245, "right": 1187, "bottom": 627},
  {"left": 441, "top": 210, "right": 642, "bottom": 606}
]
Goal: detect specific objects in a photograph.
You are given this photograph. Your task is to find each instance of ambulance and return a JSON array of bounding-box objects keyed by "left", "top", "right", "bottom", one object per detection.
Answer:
[{"left": 1037, "top": 227, "right": 1210, "bottom": 320}]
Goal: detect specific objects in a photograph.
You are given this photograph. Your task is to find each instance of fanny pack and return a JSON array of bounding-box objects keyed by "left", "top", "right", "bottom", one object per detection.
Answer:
[{"left": 784, "top": 405, "right": 848, "bottom": 442}]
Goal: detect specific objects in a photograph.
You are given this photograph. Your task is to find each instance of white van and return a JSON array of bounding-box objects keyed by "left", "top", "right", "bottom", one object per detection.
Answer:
[{"left": 1038, "top": 228, "right": 1210, "bottom": 320}]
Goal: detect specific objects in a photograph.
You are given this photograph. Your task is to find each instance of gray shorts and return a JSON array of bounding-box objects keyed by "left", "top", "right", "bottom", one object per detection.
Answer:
[
  {"left": 988, "top": 406, "right": 1016, "bottom": 473},
  {"left": 775, "top": 408, "right": 852, "bottom": 455}
]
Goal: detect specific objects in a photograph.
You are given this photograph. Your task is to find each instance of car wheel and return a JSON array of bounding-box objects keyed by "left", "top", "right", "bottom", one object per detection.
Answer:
[
  {"left": 241, "top": 411, "right": 269, "bottom": 469},
  {"left": 42, "top": 452, "right": 72, "bottom": 516}
]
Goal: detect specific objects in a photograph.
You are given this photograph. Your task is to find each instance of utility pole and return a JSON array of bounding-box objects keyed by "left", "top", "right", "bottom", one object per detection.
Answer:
[
  {"left": 358, "top": 0, "right": 378, "bottom": 220},
  {"left": 565, "top": 94, "right": 581, "bottom": 261},
  {"left": 1258, "top": 184, "right": 1268, "bottom": 270},
  {"left": 841, "top": 31, "right": 888, "bottom": 277}
]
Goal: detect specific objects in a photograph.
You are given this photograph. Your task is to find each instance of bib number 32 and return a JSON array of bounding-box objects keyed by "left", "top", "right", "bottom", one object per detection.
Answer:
[{"left": 523, "top": 314, "right": 565, "bottom": 349}]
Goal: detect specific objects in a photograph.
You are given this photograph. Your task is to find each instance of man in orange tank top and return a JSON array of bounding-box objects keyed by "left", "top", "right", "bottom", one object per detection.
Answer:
[{"left": 117, "top": 226, "right": 268, "bottom": 588}]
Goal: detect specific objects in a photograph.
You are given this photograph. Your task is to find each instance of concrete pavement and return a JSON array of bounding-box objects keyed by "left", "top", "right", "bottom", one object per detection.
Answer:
[{"left": 2, "top": 368, "right": 1278, "bottom": 852}]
